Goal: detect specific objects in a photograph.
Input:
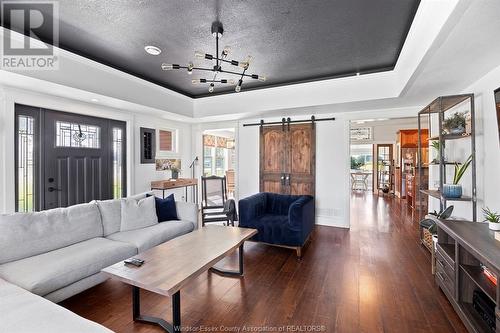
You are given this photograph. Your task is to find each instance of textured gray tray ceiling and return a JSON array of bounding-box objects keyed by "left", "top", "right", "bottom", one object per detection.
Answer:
[{"left": 2, "top": 0, "right": 420, "bottom": 98}]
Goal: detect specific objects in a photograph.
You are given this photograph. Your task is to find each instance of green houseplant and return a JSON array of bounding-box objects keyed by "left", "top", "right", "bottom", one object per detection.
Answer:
[
  {"left": 443, "top": 112, "right": 466, "bottom": 134},
  {"left": 430, "top": 140, "right": 440, "bottom": 164},
  {"left": 170, "top": 166, "right": 180, "bottom": 179},
  {"left": 442, "top": 155, "right": 472, "bottom": 198},
  {"left": 483, "top": 207, "right": 500, "bottom": 231}
]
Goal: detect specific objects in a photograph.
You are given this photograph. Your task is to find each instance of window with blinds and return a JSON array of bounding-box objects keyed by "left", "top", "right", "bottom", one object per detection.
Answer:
[{"left": 158, "top": 129, "right": 176, "bottom": 153}]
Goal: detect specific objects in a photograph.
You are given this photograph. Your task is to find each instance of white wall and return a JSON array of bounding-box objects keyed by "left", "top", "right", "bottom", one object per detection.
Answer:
[
  {"left": 134, "top": 115, "right": 193, "bottom": 200},
  {"left": 0, "top": 85, "right": 192, "bottom": 213},
  {"left": 465, "top": 64, "right": 500, "bottom": 214}
]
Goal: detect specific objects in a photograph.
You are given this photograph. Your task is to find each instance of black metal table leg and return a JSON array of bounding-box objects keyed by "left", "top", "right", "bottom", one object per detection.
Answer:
[
  {"left": 132, "top": 286, "right": 181, "bottom": 332},
  {"left": 195, "top": 184, "right": 198, "bottom": 204},
  {"left": 210, "top": 243, "right": 244, "bottom": 277},
  {"left": 172, "top": 290, "right": 181, "bottom": 332}
]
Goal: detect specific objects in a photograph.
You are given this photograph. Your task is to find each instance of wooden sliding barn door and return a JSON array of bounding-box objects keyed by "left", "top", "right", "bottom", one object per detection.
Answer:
[
  {"left": 260, "top": 125, "right": 287, "bottom": 193},
  {"left": 260, "top": 123, "right": 315, "bottom": 196},
  {"left": 288, "top": 123, "right": 315, "bottom": 195}
]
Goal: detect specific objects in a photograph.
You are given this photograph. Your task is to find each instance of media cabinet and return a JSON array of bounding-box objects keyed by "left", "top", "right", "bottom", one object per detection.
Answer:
[{"left": 436, "top": 219, "right": 500, "bottom": 333}]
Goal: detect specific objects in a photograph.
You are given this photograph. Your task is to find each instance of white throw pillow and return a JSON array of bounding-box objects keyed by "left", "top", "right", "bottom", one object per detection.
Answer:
[{"left": 120, "top": 196, "right": 158, "bottom": 232}]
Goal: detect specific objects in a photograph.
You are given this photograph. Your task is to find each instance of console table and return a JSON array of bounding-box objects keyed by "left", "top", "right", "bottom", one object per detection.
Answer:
[
  {"left": 151, "top": 178, "right": 198, "bottom": 203},
  {"left": 436, "top": 219, "right": 500, "bottom": 333}
]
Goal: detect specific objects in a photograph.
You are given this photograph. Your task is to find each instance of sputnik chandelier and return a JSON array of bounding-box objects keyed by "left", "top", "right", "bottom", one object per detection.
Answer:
[{"left": 161, "top": 21, "right": 266, "bottom": 93}]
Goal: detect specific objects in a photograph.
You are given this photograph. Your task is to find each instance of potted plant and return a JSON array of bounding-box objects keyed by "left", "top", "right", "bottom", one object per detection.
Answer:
[
  {"left": 482, "top": 207, "right": 500, "bottom": 230},
  {"left": 430, "top": 140, "right": 440, "bottom": 164},
  {"left": 170, "top": 166, "right": 180, "bottom": 179},
  {"left": 442, "top": 155, "right": 472, "bottom": 198},
  {"left": 443, "top": 112, "right": 467, "bottom": 134}
]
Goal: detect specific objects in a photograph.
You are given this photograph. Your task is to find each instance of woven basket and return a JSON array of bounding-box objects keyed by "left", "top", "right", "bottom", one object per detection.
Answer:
[{"left": 422, "top": 228, "right": 434, "bottom": 251}]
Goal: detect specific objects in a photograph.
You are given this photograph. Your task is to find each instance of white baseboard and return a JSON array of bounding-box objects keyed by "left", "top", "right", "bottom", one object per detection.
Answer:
[{"left": 315, "top": 215, "right": 350, "bottom": 229}]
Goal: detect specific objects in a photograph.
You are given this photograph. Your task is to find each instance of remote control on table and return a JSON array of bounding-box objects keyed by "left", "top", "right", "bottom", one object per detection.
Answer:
[{"left": 124, "top": 258, "right": 144, "bottom": 267}]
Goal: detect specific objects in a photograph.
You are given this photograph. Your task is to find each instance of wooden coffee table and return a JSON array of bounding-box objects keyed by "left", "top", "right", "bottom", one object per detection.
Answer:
[{"left": 102, "top": 226, "right": 257, "bottom": 333}]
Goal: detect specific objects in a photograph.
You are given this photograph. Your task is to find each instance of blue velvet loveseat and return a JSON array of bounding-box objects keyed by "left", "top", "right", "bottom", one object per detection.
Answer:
[{"left": 238, "top": 192, "right": 315, "bottom": 257}]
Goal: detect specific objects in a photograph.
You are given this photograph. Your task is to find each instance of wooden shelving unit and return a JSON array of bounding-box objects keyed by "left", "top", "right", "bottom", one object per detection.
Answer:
[
  {"left": 429, "top": 133, "right": 472, "bottom": 141},
  {"left": 438, "top": 242, "right": 456, "bottom": 262},
  {"left": 419, "top": 189, "right": 474, "bottom": 202},
  {"left": 436, "top": 219, "right": 500, "bottom": 333},
  {"left": 461, "top": 264, "right": 497, "bottom": 303},
  {"left": 417, "top": 94, "right": 477, "bottom": 220}
]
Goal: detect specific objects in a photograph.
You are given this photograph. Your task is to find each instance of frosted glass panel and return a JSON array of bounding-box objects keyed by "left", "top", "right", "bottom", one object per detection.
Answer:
[
  {"left": 56, "top": 121, "right": 100, "bottom": 148},
  {"left": 17, "top": 115, "right": 35, "bottom": 212},
  {"left": 112, "top": 127, "right": 123, "bottom": 198}
]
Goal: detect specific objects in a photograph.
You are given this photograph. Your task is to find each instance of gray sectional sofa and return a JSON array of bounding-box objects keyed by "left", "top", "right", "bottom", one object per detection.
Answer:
[
  {"left": 0, "top": 277, "right": 113, "bottom": 332},
  {"left": 0, "top": 193, "right": 198, "bottom": 332}
]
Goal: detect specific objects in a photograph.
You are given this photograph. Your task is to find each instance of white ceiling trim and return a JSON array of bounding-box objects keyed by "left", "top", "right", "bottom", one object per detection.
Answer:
[
  {"left": 193, "top": 0, "right": 460, "bottom": 118},
  {"left": 0, "top": 0, "right": 460, "bottom": 122}
]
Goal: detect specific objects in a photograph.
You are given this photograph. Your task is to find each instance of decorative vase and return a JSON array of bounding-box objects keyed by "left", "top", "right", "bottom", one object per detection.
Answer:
[
  {"left": 442, "top": 184, "right": 462, "bottom": 198},
  {"left": 489, "top": 222, "right": 500, "bottom": 231},
  {"left": 446, "top": 126, "right": 465, "bottom": 135},
  {"left": 171, "top": 170, "right": 179, "bottom": 179}
]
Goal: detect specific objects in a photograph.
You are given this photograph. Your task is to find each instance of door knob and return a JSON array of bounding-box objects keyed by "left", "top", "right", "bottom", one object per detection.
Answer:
[
  {"left": 285, "top": 174, "right": 291, "bottom": 186},
  {"left": 280, "top": 174, "right": 286, "bottom": 186},
  {"left": 47, "top": 187, "right": 61, "bottom": 192}
]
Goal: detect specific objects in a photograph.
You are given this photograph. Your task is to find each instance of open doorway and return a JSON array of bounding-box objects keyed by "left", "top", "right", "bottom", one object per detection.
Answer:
[
  {"left": 349, "top": 117, "right": 429, "bottom": 213},
  {"left": 350, "top": 144, "right": 373, "bottom": 191},
  {"left": 202, "top": 128, "right": 236, "bottom": 198}
]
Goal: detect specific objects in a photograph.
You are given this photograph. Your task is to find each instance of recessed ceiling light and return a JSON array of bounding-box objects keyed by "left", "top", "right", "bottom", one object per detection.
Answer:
[
  {"left": 91, "top": 98, "right": 99, "bottom": 102},
  {"left": 145, "top": 45, "right": 161, "bottom": 56}
]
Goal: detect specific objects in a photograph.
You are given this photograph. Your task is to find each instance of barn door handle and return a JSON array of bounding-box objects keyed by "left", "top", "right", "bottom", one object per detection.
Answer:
[
  {"left": 47, "top": 187, "right": 62, "bottom": 192},
  {"left": 285, "top": 174, "right": 291, "bottom": 186}
]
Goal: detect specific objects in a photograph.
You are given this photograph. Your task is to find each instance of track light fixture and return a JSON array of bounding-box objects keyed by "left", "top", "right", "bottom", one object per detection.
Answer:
[{"left": 161, "top": 21, "right": 266, "bottom": 93}]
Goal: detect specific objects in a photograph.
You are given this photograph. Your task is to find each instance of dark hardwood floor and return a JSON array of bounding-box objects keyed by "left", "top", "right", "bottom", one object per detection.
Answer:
[{"left": 61, "top": 193, "right": 467, "bottom": 332}]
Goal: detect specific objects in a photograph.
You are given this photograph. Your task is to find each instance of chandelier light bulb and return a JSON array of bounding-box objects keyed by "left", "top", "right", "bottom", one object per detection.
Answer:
[
  {"left": 191, "top": 79, "right": 200, "bottom": 85},
  {"left": 258, "top": 75, "right": 266, "bottom": 82},
  {"left": 222, "top": 46, "right": 231, "bottom": 56},
  {"left": 235, "top": 79, "right": 243, "bottom": 92},
  {"left": 161, "top": 63, "right": 173, "bottom": 70},
  {"left": 228, "top": 79, "right": 235, "bottom": 85},
  {"left": 208, "top": 84, "right": 215, "bottom": 93},
  {"left": 194, "top": 51, "right": 205, "bottom": 59},
  {"left": 187, "top": 62, "right": 194, "bottom": 74}
]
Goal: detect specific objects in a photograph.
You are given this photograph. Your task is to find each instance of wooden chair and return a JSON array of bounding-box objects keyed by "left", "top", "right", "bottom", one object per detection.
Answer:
[
  {"left": 226, "top": 169, "right": 235, "bottom": 196},
  {"left": 201, "top": 175, "right": 234, "bottom": 226},
  {"left": 351, "top": 172, "right": 369, "bottom": 190}
]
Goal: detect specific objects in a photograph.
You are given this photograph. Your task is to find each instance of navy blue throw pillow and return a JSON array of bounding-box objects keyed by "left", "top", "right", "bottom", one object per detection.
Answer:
[{"left": 147, "top": 194, "right": 178, "bottom": 222}]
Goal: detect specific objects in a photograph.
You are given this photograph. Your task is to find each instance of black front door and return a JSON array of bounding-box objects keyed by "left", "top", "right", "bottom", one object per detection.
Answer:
[
  {"left": 44, "top": 110, "right": 113, "bottom": 209},
  {"left": 15, "top": 104, "right": 126, "bottom": 211}
]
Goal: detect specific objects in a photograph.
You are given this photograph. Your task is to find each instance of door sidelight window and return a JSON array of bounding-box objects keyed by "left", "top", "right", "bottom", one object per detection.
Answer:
[
  {"left": 112, "top": 127, "right": 124, "bottom": 199},
  {"left": 16, "top": 115, "right": 35, "bottom": 212}
]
